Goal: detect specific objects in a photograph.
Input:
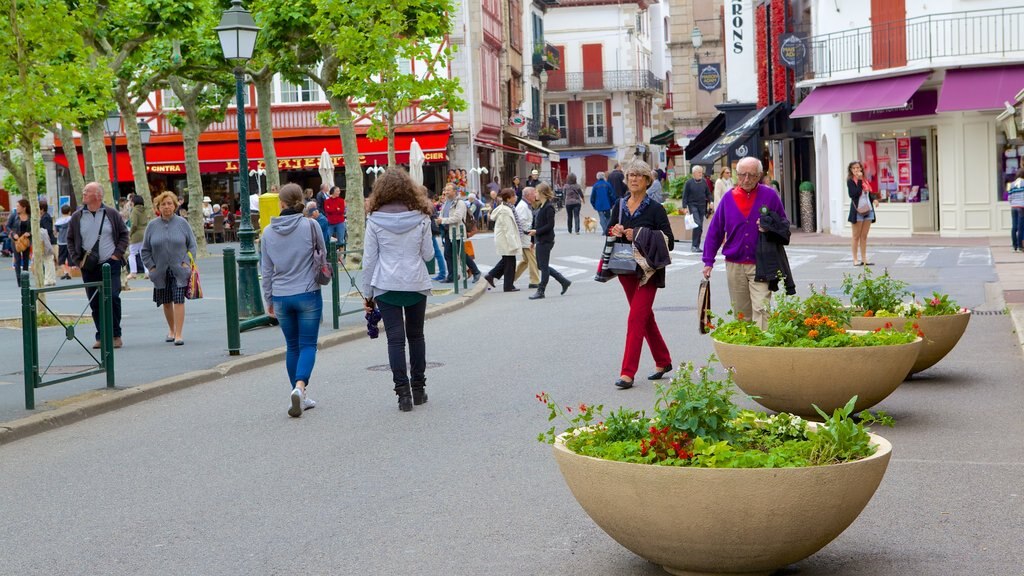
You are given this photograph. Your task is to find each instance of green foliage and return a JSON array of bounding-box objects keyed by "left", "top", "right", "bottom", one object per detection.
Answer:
[
  {"left": 538, "top": 357, "right": 891, "bottom": 469},
  {"left": 662, "top": 201, "right": 677, "bottom": 214},
  {"left": 1, "top": 152, "right": 46, "bottom": 195},
  {"left": 921, "top": 291, "right": 963, "bottom": 316},
  {"left": 710, "top": 288, "right": 917, "bottom": 348},
  {"left": 666, "top": 176, "right": 688, "bottom": 200},
  {"left": 841, "top": 267, "right": 909, "bottom": 314}
]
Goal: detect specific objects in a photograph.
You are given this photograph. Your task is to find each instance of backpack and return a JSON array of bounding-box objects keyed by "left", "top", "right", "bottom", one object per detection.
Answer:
[{"left": 463, "top": 200, "right": 478, "bottom": 238}]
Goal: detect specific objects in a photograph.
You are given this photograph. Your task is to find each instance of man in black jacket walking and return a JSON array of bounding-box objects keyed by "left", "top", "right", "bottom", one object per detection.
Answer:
[
  {"left": 608, "top": 163, "right": 627, "bottom": 199},
  {"left": 682, "top": 165, "right": 713, "bottom": 252}
]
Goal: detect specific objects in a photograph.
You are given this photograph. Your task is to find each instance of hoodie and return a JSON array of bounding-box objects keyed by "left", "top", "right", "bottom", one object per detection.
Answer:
[
  {"left": 361, "top": 203, "right": 434, "bottom": 299},
  {"left": 260, "top": 212, "right": 326, "bottom": 308}
]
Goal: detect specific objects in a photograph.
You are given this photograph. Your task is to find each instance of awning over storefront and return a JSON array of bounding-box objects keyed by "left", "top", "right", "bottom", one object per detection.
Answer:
[
  {"left": 54, "top": 129, "right": 451, "bottom": 182},
  {"left": 552, "top": 148, "right": 616, "bottom": 160},
  {"left": 474, "top": 137, "right": 524, "bottom": 155},
  {"left": 649, "top": 129, "right": 674, "bottom": 145},
  {"left": 790, "top": 72, "right": 930, "bottom": 118},
  {"left": 690, "top": 104, "right": 785, "bottom": 165},
  {"left": 684, "top": 113, "right": 725, "bottom": 161},
  {"left": 937, "top": 64, "right": 1024, "bottom": 113},
  {"left": 505, "top": 135, "right": 561, "bottom": 162}
]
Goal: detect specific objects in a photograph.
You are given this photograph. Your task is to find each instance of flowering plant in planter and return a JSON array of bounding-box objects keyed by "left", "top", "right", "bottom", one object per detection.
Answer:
[
  {"left": 537, "top": 124, "right": 560, "bottom": 139},
  {"left": 710, "top": 288, "right": 917, "bottom": 348},
  {"left": 841, "top": 267, "right": 968, "bottom": 317},
  {"left": 537, "top": 360, "right": 893, "bottom": 468}
]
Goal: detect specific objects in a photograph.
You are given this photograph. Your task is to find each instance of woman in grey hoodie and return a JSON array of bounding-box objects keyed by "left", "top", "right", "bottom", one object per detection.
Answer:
[
  {"left": 261, "top": 183, "right": 327, "bottom": 417},
  {"left": 361, "top": 167, "right": 435, "bottom": 412}
]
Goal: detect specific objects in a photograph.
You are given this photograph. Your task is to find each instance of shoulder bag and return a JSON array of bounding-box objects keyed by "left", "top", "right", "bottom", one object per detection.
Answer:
[
  {"left": 698, "top": 278, "right": 712, "bottom": 334},
  {"left": 186, "top": 252, "right": 203, "bottom": 299},
  {"left": 309, "top": 220, "right": 332, "bottom": 286},
  {"left": 78, "top": 211, "right": 106, "bottom": 273},
  {"left": 606, "top": 199, "right": 638, "bottom": 275},
  {"left": 856, "top": 192, "right": 872, "bottom": 215}
]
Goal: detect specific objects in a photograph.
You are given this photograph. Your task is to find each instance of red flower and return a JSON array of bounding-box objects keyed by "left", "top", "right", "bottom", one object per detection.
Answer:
[
  {"left": 737, "top": 312, "right": 745, "bottom": 320},
  {"left": 579, "top": 403, "right": 587, "bottom": 412}
]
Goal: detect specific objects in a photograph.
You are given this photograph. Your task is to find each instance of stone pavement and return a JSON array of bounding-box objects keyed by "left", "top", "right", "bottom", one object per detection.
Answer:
[{"left": 0, "top": 242, "right": 485, "bottom": 442}]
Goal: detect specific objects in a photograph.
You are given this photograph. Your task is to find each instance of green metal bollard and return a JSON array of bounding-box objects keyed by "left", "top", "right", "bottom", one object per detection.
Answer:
[
  {"left": 101, "top": 264, "right": 115, "bottom": 388},
  {"left": 330, "top": 240, "right": 340, "bottom": 330},
  {"left": 21, "top": 271, "right": 37, "bottom": 409},
  {"left": 224, "top": 249, "right": 241, "bottom": 355}
]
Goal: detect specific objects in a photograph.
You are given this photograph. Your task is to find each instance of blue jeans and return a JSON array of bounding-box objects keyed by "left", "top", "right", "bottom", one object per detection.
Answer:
[
  {"left": 327, "top": 222, "right": 346, "bottom": 247},
  {"left": 431, "top": 235, "right": 447, "bottom": 277},
  {"left": 597, "top": 210, "right": 611, "bottom": 235},
  {"left": 1012, "top": 207, "right": 1024, "bottom": 250},
  {"left": 273, "top": 290, "right": 322, "bottom": 389}
]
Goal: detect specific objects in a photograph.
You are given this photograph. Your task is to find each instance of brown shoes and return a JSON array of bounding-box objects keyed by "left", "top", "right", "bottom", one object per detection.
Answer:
[{"left": 92, "top": 338, "right": 124, "bottom": 349}]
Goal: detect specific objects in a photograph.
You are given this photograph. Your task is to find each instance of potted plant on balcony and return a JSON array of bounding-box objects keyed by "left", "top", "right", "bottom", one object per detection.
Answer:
[
  {"left": 842, "top": 267, "right": 971, "bottom": 375},
  {"left": 539, "top": 360, "right": 894, "bottom": 576},
  {"left": 537, "top": 124, "right": 560, "bottom": 144},
  {"left": 710, "top": 288, "right": 922, "bottom": 418}
]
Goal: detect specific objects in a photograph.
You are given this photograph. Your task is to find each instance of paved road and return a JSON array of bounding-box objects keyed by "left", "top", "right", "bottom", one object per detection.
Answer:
[{"left": 1, "top": 218, "right": 1021, "bottom": 575}]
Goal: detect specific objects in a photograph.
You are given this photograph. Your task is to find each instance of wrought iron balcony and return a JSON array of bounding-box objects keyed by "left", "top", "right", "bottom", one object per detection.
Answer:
[
  {"left": 532, "top": 41, "right": 560, "bottom": 72},
  {"left": 800, "top": 6, "right": 1024, "bottom": 82},
  {"left": 546, "top": 69, "right": 663, "bottom": 94}
]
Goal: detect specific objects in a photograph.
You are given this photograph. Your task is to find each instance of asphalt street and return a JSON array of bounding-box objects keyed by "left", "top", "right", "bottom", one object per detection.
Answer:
[{"left": 0, "top": 211, "right": 1021, "bottom": 575}]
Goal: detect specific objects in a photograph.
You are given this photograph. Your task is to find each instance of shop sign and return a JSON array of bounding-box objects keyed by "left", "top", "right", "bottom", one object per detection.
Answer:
[
  {"left": 698, "top": 64, "right": 722, "bottom": 92},
  {"left": 778, "top": 34, "right": 806, "bottom": 69},
  {"left": 146, "top": 151, "right": 449, "bottom": 176},
  {"left": 526, "top": 152, "right": 542, "bottom": 164},
  {"left": 851, "top": 90, "right": 938, "bottom": 123},
  {"left": 725, "top": 0, "right": 757, "bottom": 102}
]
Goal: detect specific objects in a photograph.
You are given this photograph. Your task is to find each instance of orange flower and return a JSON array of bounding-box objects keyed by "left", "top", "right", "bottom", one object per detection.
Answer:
[
  {"left": 863, "top": 310, "right": 875, "bottom": 317},
  {"left": 737, "top": 312, "right": 745, "bottom": 320},
  {"left": 807, "top": 329, "right": 819, "bottom": 338}
]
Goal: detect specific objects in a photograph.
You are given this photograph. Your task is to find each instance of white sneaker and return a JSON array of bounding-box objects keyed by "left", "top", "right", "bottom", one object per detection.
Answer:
[
  {"left": 301, "top": 392, "right": 316, "bottom": 411},
  {"left": 288, "top": 388, "right": 302, "bottom": 417}
]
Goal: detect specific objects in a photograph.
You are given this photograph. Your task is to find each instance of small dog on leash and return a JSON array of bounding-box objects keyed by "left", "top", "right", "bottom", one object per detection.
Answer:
[{"left": 582, "top": 216, "right": 598, "bottom": 234}]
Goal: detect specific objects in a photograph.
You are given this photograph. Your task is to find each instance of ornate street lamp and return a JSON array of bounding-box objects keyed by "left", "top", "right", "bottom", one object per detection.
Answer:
[
  {"left": 216, "top": 0, "right": 263, "bottom": 319},
  {"left": 104, "top": 110, "right": 122, "bottom": 204},
  {"left": 137, "top": 119, "right": 151, "bottom": 177}
]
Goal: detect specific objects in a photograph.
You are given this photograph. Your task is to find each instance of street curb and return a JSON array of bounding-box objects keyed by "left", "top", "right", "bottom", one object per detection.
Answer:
[{"left": 0, "top": 281, "right": 487, "bottom": 447}]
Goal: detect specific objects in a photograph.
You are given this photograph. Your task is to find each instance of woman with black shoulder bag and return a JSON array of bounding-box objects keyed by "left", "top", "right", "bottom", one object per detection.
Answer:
[{"left": 601, "top": 160, "right": 674, "bottom": 390}]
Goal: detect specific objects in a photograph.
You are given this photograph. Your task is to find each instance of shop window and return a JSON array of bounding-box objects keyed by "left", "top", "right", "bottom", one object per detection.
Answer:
[
  {"left": 280, "top": 76, "right": 321, "bottom": 103},
  {"left": 998, "top": 132, "right": 1024, "bottom": 201},
  {"left": 857, "top": 130, "right": 930, "bottom": 203},
  {"left": 548, "top": 102, "right": 567, "bottom": 137}
]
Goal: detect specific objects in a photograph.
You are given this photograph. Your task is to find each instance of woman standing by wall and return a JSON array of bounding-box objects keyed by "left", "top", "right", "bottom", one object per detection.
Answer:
[
  {"left": 361, "top": 167, "right": 435, "bottom": 412},
  {"left": 563, "top": 173, "right": 584, "bottom": 234},
  {"left": 847, "top": 161, "right": 877, "bottom": 266},
  {"left": 606, "top": 160, "right": 674, "bottom": 389},
  {"left": 528, "top": 183, "right": 571, "bottom": 300},
  {"left": 1009, "top": 167, "right": 1024, "bottom": 252},
  {"left": 261, "top": 183, "right": 325, "bottom": 418},
  {"left": 141, "top": 191, "right": 198, "bottom": 346},
  {"left": 483, "top": 188, "right": 523, "bottom": 292},
  {"left": 128, "top": 195, "right": 150, "bottom": 279}
]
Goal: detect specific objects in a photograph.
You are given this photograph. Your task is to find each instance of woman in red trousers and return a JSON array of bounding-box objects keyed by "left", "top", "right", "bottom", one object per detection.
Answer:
[{"left": 606, "top": 160, "right": 674, "bottom": 389}]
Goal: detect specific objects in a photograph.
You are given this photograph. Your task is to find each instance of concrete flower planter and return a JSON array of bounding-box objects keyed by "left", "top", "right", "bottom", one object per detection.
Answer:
[
  {"left": 712, "top": 336, "right": 923, "bottom": 418},
  {"left": 667, "top": 214, "right": 692, "bottom": 242},
  {"left": 553, "top": 433, "right": 892, "bottom": 576},
  {"left": 848, "top": 311, "right": 970, "bottom": 375}
]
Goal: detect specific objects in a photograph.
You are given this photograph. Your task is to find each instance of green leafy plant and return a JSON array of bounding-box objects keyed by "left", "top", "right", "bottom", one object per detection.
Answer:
[
  {"left": 538, "top": 358, "right": 893, "bottom": 469},
  {"left": 841, "top": 267, "right": 909, "bottom": 315},
  {"left": 921, "top": 291, "right": 964, "bottom": 316},
  {"left": 710, "top": 288, "right": 917, "bottom": 348},
  {"left": 666, "top": 176, "right": 688, "bottom": 200},
  {"left": 662, "top": 201, "right": 677, "bottom": 214}
]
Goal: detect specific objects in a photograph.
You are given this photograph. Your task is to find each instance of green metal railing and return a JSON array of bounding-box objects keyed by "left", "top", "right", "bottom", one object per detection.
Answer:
[
  {"left": 21, "top": 264, "right": 114, "bottom": 410},
  {"left": 331, "top": 241, "right": 366, "bottom": 329}
]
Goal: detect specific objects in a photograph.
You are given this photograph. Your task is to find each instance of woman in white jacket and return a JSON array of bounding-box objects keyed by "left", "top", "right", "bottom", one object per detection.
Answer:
[
  {"left": 361, "top": 167, "right": 436, "bottom": 412},
  {"left": 482, "top": 188, "right": 523, "bottom": 292}
]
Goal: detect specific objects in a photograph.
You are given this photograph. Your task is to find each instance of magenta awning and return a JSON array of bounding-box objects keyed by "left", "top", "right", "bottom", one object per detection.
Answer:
[
  {"left": 937, "top": 65, "right": 1024, "bottom": 113},
  {"left": 791, "top": 72, "right": 931, "bottom": 118}
]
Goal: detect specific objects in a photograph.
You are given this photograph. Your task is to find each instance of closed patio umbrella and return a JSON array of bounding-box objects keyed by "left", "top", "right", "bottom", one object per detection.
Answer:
[
  {"left": 409, "top": 138, "right": 425, "bottom": 186},
  {"left": 318, "top": 148, "right": 335, "bottom": 188}
]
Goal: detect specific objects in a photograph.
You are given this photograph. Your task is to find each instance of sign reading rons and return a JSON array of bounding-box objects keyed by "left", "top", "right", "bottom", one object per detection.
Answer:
[
  {"left": 725, "top": 0, "right": 757, "bottom": 102},
  {"left": 698, "top": 64, "right": 722, "bottom": 92}
]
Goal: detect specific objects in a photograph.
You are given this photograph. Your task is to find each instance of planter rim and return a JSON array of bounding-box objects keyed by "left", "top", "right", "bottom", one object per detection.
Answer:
[
  {"left": 553, "top": 429, "right": 892, "bottom": 471},
  {"left": 849, "top": 308, "right": 972, "bottom": 317},
  {"left": 709, "top": 334, "right": 922, "bottom": 349}
]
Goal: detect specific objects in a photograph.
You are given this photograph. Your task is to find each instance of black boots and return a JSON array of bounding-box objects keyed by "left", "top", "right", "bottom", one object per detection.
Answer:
[
  {"left": 411, "top": 380, "right": 428, "bottom": 405},
  {"left": 560, "top": 279, "right": 571, "bottom": 295},
  {"left": 396, "top": 384, "right": 413, "bottom": 412}
]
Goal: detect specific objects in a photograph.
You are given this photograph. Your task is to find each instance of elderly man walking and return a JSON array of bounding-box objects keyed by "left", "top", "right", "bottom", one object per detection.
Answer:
[
  {"left": 702, "top": 157, "right": 789, "bottom": 329},
  {"left": 68, "top": 182, "right": 130, "bottom": 348},
  {"left": 683, "top": 165, "right": 713, "bottom": 253},
  {"left": 513, "top": 186, "right": 541, "bottom": 288}
]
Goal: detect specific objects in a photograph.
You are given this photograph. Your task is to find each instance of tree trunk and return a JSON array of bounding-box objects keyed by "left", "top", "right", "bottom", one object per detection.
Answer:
[
  {"left": 253, "top": 71, "right": 280, "bottom": 191},
  {"left": 120, "top": 106, "right": 153, "bottom": 212},
  {"left": 181, "top": 120, "right": 209, "bottom": 257},
  {"left": 21, "top": 141, "right": 46, "bottom": 289},
  {"left": 87, "top": 117, "right": 114, "bottom": 206},
  {"left": 0, "top": 151, "right": 28, "bottom": 196},
  {"left": 387, "top": 113, "right": 396, "bottom": 168},
  {"left": 57, "top": 125, "right": 86, "bottom": 203},
  {"left": 81, "top": 125, "right": 95, "bottom": 182},
  {"left": 330, "top": 97, "right": 364, "bottom": 266}
]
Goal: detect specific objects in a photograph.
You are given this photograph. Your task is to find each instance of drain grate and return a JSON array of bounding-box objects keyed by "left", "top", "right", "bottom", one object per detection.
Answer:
[
  {"left": 367, "top": 361, "right": 444, "bottom": 372},
  {"left": 971, "top": 309, "right": 1007, "bottom": 316}
]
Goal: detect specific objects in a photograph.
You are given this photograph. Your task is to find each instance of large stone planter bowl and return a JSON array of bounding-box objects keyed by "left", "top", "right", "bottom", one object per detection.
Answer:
[
  {"left": 848, "top": 311, "right": 970, "bottom": 374},
  {"left": 712, "top": 336, "right": 922, "bottom": 418},
  {"left": 553, "top": 433, "right": 892, "bottom": 576}
]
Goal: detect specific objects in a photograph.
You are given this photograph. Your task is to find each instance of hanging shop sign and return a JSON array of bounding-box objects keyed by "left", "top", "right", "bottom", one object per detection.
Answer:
[
  {"left": 725, "top": 0, "right": 757, "bottom": 102},
  {"left": 698, "top": 64, "right": 722, "bottom": 92},
  {"left": 778, "top": 33, "right": 806, "bottom": 69}
]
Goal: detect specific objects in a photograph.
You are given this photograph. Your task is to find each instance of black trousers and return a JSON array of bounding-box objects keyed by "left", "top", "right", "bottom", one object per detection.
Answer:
[
  {"left": 536, "top": 241, "right": 567, "bottom": 291},
  {"left": 566, "top": 204, "right": 581, "bottom": 233},
  {"left": 487, "top": 255, "right": 517, "bottom": 290},
  {"left": 687, "top": 204, "right": 707, "bottom": 249},
  {"left": 442, "top": 233, "right": 479, "bottom": 279},
  {"left": 377, "top": 298, "right": 427, "bottom": 391},
  {"left": 81, "top": 258, "right": 123, "bottom": 340},
  {"left": 13, "top": 249, "right": 30, "bottom": 286}
]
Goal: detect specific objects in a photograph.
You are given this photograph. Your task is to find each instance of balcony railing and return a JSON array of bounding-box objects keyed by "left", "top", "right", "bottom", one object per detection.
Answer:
[
  {"left": 532, "top": 41, "right": 559, "bottom": 71},
  {"left": 158, "top": 101, "right": 427, "bottom": 134},
  {"left": 547, "top": 70, "right": 663, "bottom": 94},
  {"left": 801, "top": 7, "right": 1024, "bottom": 81},
  {"left": 548, "top": 127, "right": 611, "bottom": 148}
]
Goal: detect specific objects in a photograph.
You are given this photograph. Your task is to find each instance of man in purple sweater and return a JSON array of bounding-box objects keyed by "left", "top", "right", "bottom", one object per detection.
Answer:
[{"left": 702, "top": 157, "right": 789, "bottom": 329}]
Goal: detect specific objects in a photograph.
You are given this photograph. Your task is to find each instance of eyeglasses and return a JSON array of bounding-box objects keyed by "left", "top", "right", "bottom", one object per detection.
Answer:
[
  {"left": 626, "top": 173, "right": 646, "bottom": 179},
  {"left": 735, "top": 172, "right": 759, "bottom": 180}
]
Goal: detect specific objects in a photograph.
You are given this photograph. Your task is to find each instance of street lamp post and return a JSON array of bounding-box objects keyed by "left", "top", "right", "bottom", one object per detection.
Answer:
[
  {"left": 104, "top": 111, "right": 122, "bottom": 204},
  {"left": 137, "top": 119, "right": 151, "bottom": 195},
  {"left": 216, "top": 0, "right": 263, "bottom": 319}
]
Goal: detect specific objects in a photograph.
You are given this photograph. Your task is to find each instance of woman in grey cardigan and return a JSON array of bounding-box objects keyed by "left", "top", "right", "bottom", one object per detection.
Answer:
[{"left": 142, "top": 191, "right": 198, "bottom": 346}]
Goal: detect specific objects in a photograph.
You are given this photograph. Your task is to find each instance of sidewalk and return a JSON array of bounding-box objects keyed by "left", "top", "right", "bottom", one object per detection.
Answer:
[{"left": 0, "top": 242, "right": 486, "bottom": 443}]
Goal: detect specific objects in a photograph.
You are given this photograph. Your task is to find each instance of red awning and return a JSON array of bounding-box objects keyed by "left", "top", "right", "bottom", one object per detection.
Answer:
[
  {"left": 937, "top": 65, "right": 1024, "bottom": 113},
  {"left": 54, "top": 130, "right": 451, "bottom": 181},
  {"left": 791, "top": 72, "right": 930, "bottom": 118}
]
